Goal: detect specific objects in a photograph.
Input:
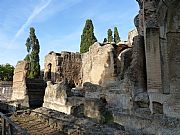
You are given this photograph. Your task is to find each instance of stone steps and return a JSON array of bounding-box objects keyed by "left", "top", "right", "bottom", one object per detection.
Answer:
[
  {"left": 9, "top": 107, "right": 130, "bottom": 135},
  {"left": 10, "top": 114, "right": 62, "bottom": 134}
]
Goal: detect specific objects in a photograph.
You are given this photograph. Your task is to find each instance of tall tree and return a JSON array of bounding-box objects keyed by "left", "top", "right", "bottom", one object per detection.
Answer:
[
  {"left": 24, "top": 27, "right": 40, "bottom": 78},
  {"left": 107, "top": 29, "right": 113, "bottom": 43},
  {"left": 80, "top": 19, "right": 97, "bottom": 53},
  {"left": 114, "top": 27, "right": 121, "bottom": 44}
]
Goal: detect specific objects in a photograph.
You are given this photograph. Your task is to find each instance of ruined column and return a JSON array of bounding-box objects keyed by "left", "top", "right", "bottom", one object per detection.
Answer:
[
  {"left": 11, "top": 61, "right": 28, "bottom": 101},
  {"left": 145, "top": 28, "right": 162, "bottom": 93},
  {"left": 142, "top": 0, "right": 163, "bottom": 93}
]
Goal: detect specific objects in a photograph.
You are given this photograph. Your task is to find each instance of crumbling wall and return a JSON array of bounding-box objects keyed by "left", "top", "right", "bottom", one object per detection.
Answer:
[
  {"left": 11, "top": 61, "right": 46, "bottom": 108},
  {"left": 43, "top": 81, "right": 84, "bottom": 114},
  {"left": 136, "top": 0, "right": 162, "bottom": 93},
  {"left": 26, "top": 78, "right": 46, "bottom": 107},
  {"left": 127, "top": 28, "right": 138, "bottom": 47},
  {"left": 11, "top": 61, "right": 28, "bottom": 101},
  {"left": 84, "top": 98, "right": 113, "bottom": 123},
  {"left": 135, "top": 0, "right": 180, "bottom": 118},
  {"left": 0, "top": 81, "right": 13, "bottom": 100},
  {"left": 43, "top": 81, "right": 71, "bottom": 114},
  {"left": 44, "top": 51, "right": 82, "bottom": 87},
  {"left": 44, "top": 52, "right": 58, "bottom": 82},
  {"left": 81, "top": 42, "right": 116, "bottom": 86}
]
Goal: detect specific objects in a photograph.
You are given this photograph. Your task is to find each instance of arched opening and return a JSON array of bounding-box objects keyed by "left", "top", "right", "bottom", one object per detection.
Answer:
[
  {"left": 152, "top": 101, "right": 163, "bottom": 114},
  {"left": 47, "top": 63, "right": 52, "bottom": 80}
]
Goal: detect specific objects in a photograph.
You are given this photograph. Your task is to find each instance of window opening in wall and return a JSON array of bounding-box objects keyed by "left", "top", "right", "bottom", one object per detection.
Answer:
[{"left": 47, "top": 63, "right": 52, "bottom": 80}]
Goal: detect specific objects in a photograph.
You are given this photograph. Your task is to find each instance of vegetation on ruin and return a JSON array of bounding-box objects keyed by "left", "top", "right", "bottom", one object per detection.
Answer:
[
  {"left": 114, "top": 27, "right": 121, "bottom": 44},
  {"left": 24, "top": 27, "right": 40, "bottom": 78},
  {"left": 106, "top": 27, "right": 121, "bottom": 44},
  {"left": 80, "top": 19, "right": 97, "bottom": 53},
  {"left": 0, "top": 64, "right": 14, "bottom": 81},
  {"left": 107, "top": 29, "right": 113, "bottom": 43}
]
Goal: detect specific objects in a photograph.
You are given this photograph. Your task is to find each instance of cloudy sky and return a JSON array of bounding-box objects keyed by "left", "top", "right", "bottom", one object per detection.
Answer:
[{"left": 0, "top": 0, "right": 139, "bottom": 68}]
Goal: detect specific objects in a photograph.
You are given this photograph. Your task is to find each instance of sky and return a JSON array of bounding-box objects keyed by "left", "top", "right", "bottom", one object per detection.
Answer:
[{"left": 0, "top": 0, "right": 139, "bottom": 69}]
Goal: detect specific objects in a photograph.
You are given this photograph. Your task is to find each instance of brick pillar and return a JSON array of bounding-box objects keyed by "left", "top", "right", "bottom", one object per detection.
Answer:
[{"left": 145, "top": 28, "right": 162, "bottom": 93}]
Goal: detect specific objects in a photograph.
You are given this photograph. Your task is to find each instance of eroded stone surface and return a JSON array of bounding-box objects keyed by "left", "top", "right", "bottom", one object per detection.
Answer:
[
  {"left": 11, "top": 61, "right": 28, "bottom": 101},
  {"left": 10, "top": 61, "right": 46, "bottom": 108},
  {"left": 10, "top": 107, "right": 129, "bottom": 135},
  {"left": 134, "top": 0, "right": 180, "bottom": 118},
  {"left": 44, "top": 51, "right": 82, "bottom": 87},
  {"left": 81, "top": 42, "right": 117, "bottom": 86},
  {"left": 43, "top": 81, "right": 74, "bottom": 114},
  {"left": 127, "top": 28, "right": 138, "bottom": 47}
]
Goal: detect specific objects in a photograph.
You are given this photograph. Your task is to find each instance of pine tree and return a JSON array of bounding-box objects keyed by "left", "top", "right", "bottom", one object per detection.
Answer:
[
  {"left": 24, "top": 27, "right": 40, "bottom": 78},
  {"left": 114, "top": 27, "right": 121, "bottom": 44},
  {"left": 107, "top": 29, "right": 113, "bottom": 43},
  {"left": 80, "top": 19, "right": 97, "bottom": 53}
]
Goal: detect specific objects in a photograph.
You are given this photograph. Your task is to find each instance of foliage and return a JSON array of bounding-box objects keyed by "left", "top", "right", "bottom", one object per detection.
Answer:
[
  {"left": 80, "top": 19, "right": 97, "bottom": 53},
  {"left": 103, "top": 38, "right": 107, "bottom": 43},
  {"left": 0, "top": 64, "right": 14, "bottom": 81},
  {"left": 114, "top": 27, "right": 121, "bottom": 44},
  {"left": 24, "top": 27, "right": 40, "bottom": 78},
  {"left": 107, "top": 29, "right": 113, "bottom": 43}
]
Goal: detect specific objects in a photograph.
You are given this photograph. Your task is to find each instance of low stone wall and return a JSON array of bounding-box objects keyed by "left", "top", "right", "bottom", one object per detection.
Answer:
[
  {"left": 84, "top": 98, "right": 113, "bottom": 123},
  {"left": 114, "top": 112, "right": 180, "bottom": 135},
  {"left": 83, "top": 82, "right": 133, "bottom": 112},
  {"left": 0, "top": 81, "right": 13, "bottom": 100},
  {"left": 26, "top": 78, "right": 46, "bottom": 107},
  {"left": 43, "top": 81, "right": 76, "bottom": 114}
]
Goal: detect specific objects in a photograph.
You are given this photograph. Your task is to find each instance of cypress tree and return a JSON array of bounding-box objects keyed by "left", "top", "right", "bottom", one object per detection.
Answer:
[
  {"left": 103, "top": 38, "right": 107, "bottom": 43},
  {"left": 114, "top": 27, "right": 121, "bottom": 44},
  {"left": 80, "top": 19, "right": 97, "bottom": 53},
  {"left": 107, "top": 29, "right": 113, "bottom": 43},
  {"left": 24, "top": 27, "right": 40, "bottom": 78}
]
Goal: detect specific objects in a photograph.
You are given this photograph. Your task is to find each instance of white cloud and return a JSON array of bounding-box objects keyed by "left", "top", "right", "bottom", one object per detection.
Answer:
[
  {"left": 10, "top": 0, "right": 52, "bottom": 47},
  {"left": 9, "top": 0, "right": 83, "bottom": 48},
  {"left": 33, "top": 0, "right": 83, "bottom": 23}
]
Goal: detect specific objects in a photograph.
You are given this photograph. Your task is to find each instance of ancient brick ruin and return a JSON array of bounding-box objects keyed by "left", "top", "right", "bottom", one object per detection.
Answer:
[
  {"left": 1, "top": 0, "right": 180, "bottom": 134},
  {"left": 44, "top": 51, "right": 82, "bottom": 87},
  {"left": 11, "top": 61, "right": 46, "bottom": 108},
  {"left": 135, "top": 0, "right": 180, "bottom": 118}
]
